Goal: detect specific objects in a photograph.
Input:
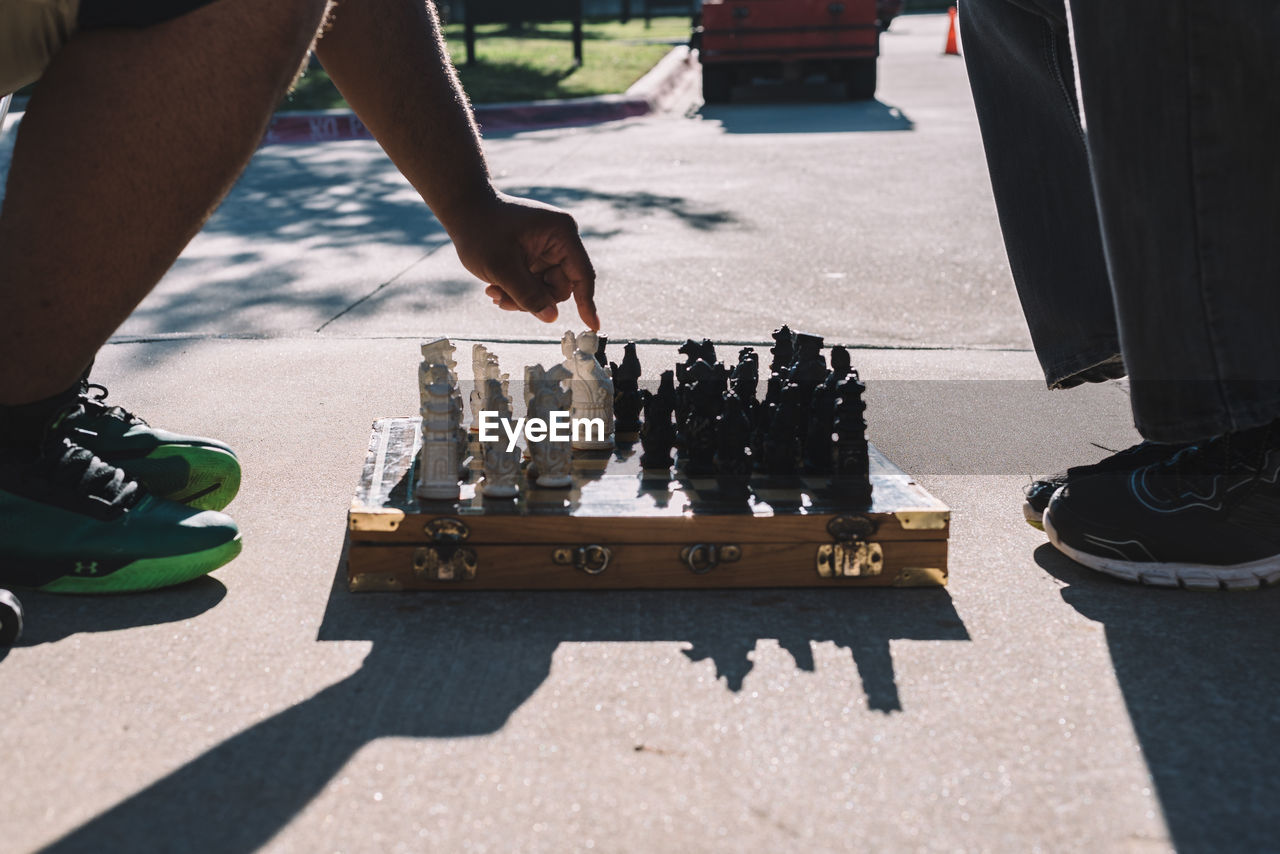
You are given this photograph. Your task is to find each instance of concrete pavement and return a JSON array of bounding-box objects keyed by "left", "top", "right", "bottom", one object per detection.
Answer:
[{"left": 5, "top": 14, "right": 1279, "bottom": 854}]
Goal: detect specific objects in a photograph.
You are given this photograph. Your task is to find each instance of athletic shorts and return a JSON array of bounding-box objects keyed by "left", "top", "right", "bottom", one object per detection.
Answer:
[{"left": 1, "top": 0, "right": 221, "bottom": 95}]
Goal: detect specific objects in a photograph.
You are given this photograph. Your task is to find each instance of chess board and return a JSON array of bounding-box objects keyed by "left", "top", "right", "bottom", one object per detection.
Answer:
[{"left": 347, "top": 416, "right": 949, "bottom": 591}]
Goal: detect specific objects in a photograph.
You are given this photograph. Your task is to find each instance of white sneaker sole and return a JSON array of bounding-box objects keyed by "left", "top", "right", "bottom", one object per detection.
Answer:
[{"left": 1044, "top": 513, "right": 1280, "bottom": 591}]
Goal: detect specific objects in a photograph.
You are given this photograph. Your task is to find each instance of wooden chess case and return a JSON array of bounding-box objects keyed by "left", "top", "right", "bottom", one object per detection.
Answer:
[{"left": 347, "top": 417, "right": 949, "bottom": 591}]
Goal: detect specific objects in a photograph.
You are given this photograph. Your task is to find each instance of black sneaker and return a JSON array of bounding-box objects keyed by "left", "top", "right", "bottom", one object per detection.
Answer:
[
  {"left": 1022, "top": 440, "right": 1190, "bottom": 530},
  {"left": 64, "top": 382, "right": 241, "bottom": 511},
  {"left": 0, "top": 410, "right": 242, "bottom": 594},
  {"left": 1044, "top": 421, "right": 1280, "bottom": 591}
]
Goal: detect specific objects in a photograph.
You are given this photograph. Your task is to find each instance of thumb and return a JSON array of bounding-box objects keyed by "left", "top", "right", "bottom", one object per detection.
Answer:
[{"left": 491, "top": 258, "right": 558, "bottom": 323}]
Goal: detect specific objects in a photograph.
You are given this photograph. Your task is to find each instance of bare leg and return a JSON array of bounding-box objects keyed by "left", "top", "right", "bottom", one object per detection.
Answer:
[{"left": 0, "top": 0, "right": 330, "bottom": 404}]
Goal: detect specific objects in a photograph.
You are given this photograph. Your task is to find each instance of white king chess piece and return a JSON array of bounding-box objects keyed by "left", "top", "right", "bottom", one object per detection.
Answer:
[
  {"left": 415, "top": 351, "right": 463, "bottom": 501},
  {"left": 568, "top": 330, "right": 615, "bottom": 450}
]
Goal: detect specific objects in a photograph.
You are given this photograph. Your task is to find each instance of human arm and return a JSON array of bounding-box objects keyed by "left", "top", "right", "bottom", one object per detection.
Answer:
[{"left": 312, "top": 0, "right": 599, "bottom": 328}]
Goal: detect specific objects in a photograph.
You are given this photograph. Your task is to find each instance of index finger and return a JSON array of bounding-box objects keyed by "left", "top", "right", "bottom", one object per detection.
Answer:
[{"left": 561, "top": 238, "right": 599, "bottom": 330}]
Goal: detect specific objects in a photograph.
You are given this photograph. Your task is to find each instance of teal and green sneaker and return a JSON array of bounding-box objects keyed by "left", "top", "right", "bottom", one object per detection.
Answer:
[
  {"left": 0, "top": 428, "right": 241, "bottom": 594},
  {"left": 64, "top": 382, "right": 241, "bottom": 511}
]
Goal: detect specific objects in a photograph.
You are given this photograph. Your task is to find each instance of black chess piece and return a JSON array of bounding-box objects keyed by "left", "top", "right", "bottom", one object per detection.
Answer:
[
  {"left": 639, "top": 370, "right": 678, "bottom": 470},
  {"left": 715, "top": 393, "right": 752, "bottom": 478},
  {"left": 832, "top": 371, "right": 873, "bottom": 505},
  {"left": 610, "top": 342, "right": 643, "bottom": 437},
  {"left": 787, "top": 332, "right": 827, "bottom": 397},
  {"left": 595, "top": 336, "right": 609, "bottom": 368},
  {"left": 804, "top": 380, "right": 837, "bottom": 474},
  {"left": 829, "top": 345, "right": 852, "bottom": 384},
  {"left": 763, "top": 381, "right": 805, "bottom": 476},
  {"left": 765, "top": 325, "right": 795, "bottom": 409},
  {"left": 697, "top": 338, "right": 717, "bottom": 365},
  {"left": 682, "top": 361, "right": 723, "bottom": 476},
  {"left": 732, "top": 347, "right": 759, "bottom": 425},
  {"left": 768, "top": 325, "right": 794, "bottom": 376},
  {"left": 676, "top": 339, "right": 702, "bottom": 385}
]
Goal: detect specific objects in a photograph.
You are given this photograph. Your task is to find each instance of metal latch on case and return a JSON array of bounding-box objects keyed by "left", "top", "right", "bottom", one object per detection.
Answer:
[
  {"left": 816, "top": 515, "right": 883, "bottom": 578},
  {"left": 680, "top": 543, "right": 742, "bottom": 574},
  {"left": 553, "top": 544, "right": 613, "bottom": 575},
  {"left": 412, "top": 517, "right": 477, "bottom": 581}
]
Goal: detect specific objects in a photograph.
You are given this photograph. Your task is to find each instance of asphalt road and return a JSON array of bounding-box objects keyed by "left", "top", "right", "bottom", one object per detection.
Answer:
[{"left": 5, "top": 14, "right": 1279, "bottom": 854}]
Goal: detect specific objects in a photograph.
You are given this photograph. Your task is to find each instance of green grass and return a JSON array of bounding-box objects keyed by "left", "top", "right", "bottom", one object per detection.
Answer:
[{"left": 284, "top": 17, "right": 692, "bottom": 111}]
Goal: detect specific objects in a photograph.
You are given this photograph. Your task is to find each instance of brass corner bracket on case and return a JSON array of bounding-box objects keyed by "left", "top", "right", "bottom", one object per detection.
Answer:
[
  {"left": 816, "top": 514, "right": 884, "bottom": 578},
  {"left": 553, "top": 544, "right": 613, "bottom": 575},
  {"left": 895, "top": 567, "right": 947, "bottom": 587},
  {"left": 894, "top": 510, "right": 949, "bottom": 530},
  {"left": 348, "top": 508, "right": 406, "bottom": 532},
  {"left": 412, "top": 517, "right": 477, "bottom": 581}
]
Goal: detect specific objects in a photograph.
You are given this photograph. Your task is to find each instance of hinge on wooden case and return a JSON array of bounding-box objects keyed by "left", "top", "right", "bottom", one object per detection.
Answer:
[
  {"left": 816, "top": 514, "right": 883, "bottom": 578},
  {"left": 412, "top": 517, "right": 477, "bottom": 581}
]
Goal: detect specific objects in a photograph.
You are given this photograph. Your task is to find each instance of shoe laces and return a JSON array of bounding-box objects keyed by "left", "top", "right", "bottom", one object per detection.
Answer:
[
  {"left": 25, "top": 405, "right": 144, "bottom": 517},
  {"left": 81, "top": 382, "right": 147, "bottom": 426}
]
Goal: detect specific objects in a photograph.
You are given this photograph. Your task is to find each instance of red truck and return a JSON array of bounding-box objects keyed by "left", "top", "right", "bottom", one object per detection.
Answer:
[{"left": 695, "top": 0, "right": 887, "bottom": 103}]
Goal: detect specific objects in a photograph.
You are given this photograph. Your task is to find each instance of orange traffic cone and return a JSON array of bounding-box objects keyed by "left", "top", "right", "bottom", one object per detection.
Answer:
[{"left": 944, "top": 6, "right": 960, "bottom": 55}]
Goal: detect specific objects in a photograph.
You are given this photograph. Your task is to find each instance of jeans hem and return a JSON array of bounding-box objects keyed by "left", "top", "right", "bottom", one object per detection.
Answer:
[{"left": 1044, "top": 350, "right": 1124, "bottom": 390}]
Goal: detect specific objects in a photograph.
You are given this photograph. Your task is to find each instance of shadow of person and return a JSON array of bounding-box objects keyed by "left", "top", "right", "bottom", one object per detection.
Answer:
[
  {"left": 41, "top": 564, "right": 967, "bottom": 854},
  {"left": 1033, "top": 544, "right": 1280, "bottom": 851},
  {"left": 1, "top": 578, "right": 227, "bottom": 664}
]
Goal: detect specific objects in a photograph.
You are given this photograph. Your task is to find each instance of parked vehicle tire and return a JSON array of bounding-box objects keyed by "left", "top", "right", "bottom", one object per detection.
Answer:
[
  {"left": 841, "top": 59, "right": 877, "bottom": 100},
  {"left": 702, "top": 64, "right": 734, "bottom": 104}
]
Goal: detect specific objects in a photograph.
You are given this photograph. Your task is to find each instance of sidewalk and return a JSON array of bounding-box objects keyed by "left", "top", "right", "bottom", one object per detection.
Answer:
[{"left": 4, "top": 14, "right": 1279, "bottom": 853}]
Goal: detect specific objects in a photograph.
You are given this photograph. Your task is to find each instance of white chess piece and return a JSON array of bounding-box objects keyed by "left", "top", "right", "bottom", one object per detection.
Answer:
[
  {"left": 569, "top": 330, "right": 615, "bottom": 450},
  {"left": 525, "top": 364, "right": 574, "bottom": 487},
  {"left": 420, "top": 338, "right": 458, "bottom": 382},
  {"left": 478, "top": 377, "right": 521, "bottom": 498},
  {"left": 468, "top": 344, "right": 490, "bottom": 433},
  {"left": 415, "top": 351, "right": 463, "bottom": 501}
]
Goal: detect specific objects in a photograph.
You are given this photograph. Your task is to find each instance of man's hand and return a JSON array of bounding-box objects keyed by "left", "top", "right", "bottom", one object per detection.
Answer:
[{"left": 447, "top": 193, "right": 600, "bottom": 330}]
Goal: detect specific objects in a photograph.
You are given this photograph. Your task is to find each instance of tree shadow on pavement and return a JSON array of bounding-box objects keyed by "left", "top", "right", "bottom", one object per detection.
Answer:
[
  {"left": 120, "top": 145, "right": 458, "bottom": 337},
  {"left": 501, "top": 185, "right": 740, "bottom": 232},
  {"left": 0, "top": 579, "right": 226, "bottom": 665},
  {"left": 1033, "top": 543, "right": 1280, "bottom": 852},
  {"left": 39, "top": 557, "right": 967, "bottom": 853},
  {"left": 701, "top": 98, "right": 914, "bottom": 135}
]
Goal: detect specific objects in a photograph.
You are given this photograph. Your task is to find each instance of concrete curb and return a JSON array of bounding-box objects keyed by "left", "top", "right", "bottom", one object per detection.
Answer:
[{"left": 262, "top": 45, "right": 697, "bottom": 146}]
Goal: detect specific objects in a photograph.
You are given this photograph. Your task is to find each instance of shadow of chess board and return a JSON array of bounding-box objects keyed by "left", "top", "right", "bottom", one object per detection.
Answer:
[{"left": 348, "top": 417, "right": 949, "bottom": 591}]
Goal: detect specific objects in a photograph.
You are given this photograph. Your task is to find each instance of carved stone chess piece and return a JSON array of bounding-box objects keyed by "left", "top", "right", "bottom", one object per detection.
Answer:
[
  {"left": 639, "top": 369, "right": 677, "bottom": 470},
  {"left": 763, "top": 381, "right": 804, "bottom": 477},
  {"left": 765, "top": 325, "right": 794, "bottom": 408},
  {"left": 525, "top": 364, "right": 574, "bottom": 488},
  {"left": 469, "top": 343, "right": 490, "bottom": 434},
  {"left": 415, "top": 349, "right": 464, "bottom": 501},
  {"left": 715, "top": 392, "right": 752, "bottom": 478},
  {"left": 478, "top": 377, "right": 521, "bottom": 498},
  {"left": 787, "top": 332, "right": 827, "bottom": 398},
  {"left": 682, "top": 360, "right": 722, "bottom": 476},
  {"left": 567, "top": 330, "right": 615, "bottom": 450},
  {"left": 610, "top": 342, "right": 643, "bottom": 439},
  {"left": 804, "top": 380, "right": 837, "bottom": 474},
  {"left": 832, "top": 371, "right": 872, "bottom": 505}
]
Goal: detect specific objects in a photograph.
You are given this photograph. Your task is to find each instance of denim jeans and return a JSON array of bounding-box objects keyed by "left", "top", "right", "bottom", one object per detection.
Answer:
[{"left": 960, "top": 0, "right": 1280, "bottom": 442}]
